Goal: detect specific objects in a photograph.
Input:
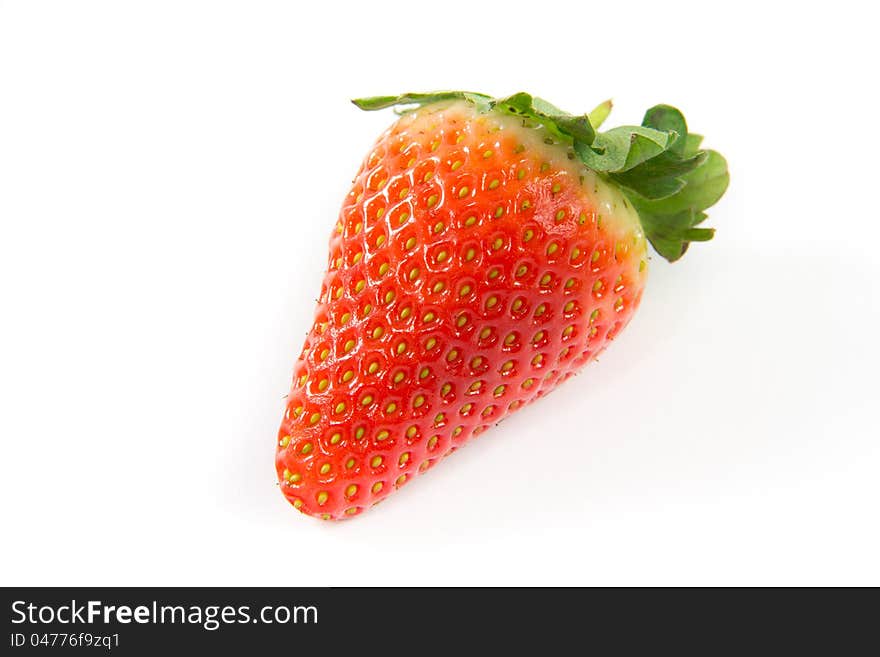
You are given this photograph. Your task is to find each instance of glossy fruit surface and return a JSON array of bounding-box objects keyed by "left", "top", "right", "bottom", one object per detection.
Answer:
[{"left": 276, "top": 100, "right": 650, "bottom": 519}]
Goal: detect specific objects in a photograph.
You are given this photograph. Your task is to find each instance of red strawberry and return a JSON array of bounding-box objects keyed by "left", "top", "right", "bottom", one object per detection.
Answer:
[{"left": 276, "top": 91, "right": 728, "bottom": 519}]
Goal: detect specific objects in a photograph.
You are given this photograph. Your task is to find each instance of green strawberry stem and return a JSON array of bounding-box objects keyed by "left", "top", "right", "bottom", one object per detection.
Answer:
[{"left": 352, "top": 91, "right": 729, "bottom": 262}]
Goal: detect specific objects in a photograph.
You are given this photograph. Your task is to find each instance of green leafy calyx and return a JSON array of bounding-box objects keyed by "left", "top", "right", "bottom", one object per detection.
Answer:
[{"left": 352, "top": 91, "right": 729, "bottom": 262}]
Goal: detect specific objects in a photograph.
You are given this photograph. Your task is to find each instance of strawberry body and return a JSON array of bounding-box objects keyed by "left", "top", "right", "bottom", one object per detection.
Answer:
[{"left": 276, "top": 93, "right": 728, "bottom": 519}]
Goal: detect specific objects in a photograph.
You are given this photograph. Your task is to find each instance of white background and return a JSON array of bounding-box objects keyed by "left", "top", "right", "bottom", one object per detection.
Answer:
[{"left": 1, "top": 1, "right": 878, "bottom": 586}]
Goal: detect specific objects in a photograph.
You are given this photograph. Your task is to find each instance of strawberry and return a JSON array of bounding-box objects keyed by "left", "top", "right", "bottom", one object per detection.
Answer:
[{"left": 276, "top": 91, "right": 728, "bottom": 520}]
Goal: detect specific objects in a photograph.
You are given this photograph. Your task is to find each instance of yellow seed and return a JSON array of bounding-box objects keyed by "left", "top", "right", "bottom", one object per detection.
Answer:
[
  {"left": 335, "top": 402, "right": 346, "bottom": 414},
  {"left": 361, "top": 304, "right": 373, "bottom": 317},
  {"left": 552, "top": 182, "right": 561, "bottom": 193},
  {"left": 425, "top": 337, "right": 437, "bottom": 350},
  {"left": 378, "top": 263, "right": 389, "bottom": 276},
  {"left": 489, "top": 179, "right": 500, "bottom": 190},
  {"left": 458, "top": 186, "right": 470, "bottom": 198},
  {"left": 492, "top": 237, "right": 502, "bottom": 250},
  {"left": 501, "top": 360, "right": 513, "bottom": 372},
  {"left": 479, "top": 327, "right": 491, "bottom": 340},
  {"left": 535, "top": 304, "right": 546, "bottom": 316},
  {"left": 427, "top": 194, "right": 438, "bottom": 208},
  {"left": 320, "top": 348, "right": 329, "bottom": 361},
  {"left": 342, "top": 369, "right": 354, "bottom": 383},
  {"left": 346, "top": 484, "right": 358, "bottom": 497},
  {"left": 345, "top": 507, "right": 358, "bottom": 515},
  {"left": 533, "top": 331, "right": 545, "bottom": 343},
  {"left": 592, "top": 250, "right": 600, "bottom": 262},
  {"left": 405, "top": 237, "right": 417, "bottom": 249},
  {"left": 329, "top": 432, "right": 341, "bottom": 445},
  {"left": 504, "top": 333, "right": 516, "bottom": 345},
  {"left": 564, "top": 301, "right": 575, "bottom": 313},
  {"left": 372, "top": 326, "right": 384, "bottom": 339},
  {"left": 547, "top": 243, "right": 559, "bottom": 255},
  {"left": 279, "top": 435, "right": 291, "bottom": 447},
  {"left": 523, "top": 229, "right": 534, "bottom": 241},
  {"left": 301, "top": 442, "right": 313, "bottom": 455},
  {"left": 293, "top": 499, "right": 304, "bottom": 509},
  {"left": 532, "top": 354, "right": 544, "bottom": 366},
  {"left": 517, "top": 169, "right": 526, "bottom": 179},
  {"left": 483, "top": 149, "right": 494, "bottom": 158},
  {"left": 555, "top": 210, "right": 565, "bottom": 222},
  {"left": 512, "top": 299, "right": 523, "bottom": 312},
  {"left": 486, "top": 296, "right": 498, "bottom": 309},
  {"left": 452, "top": 426, "right": 463, "bottom": 437},
  {"left": 465, "top": 248, "right": 475, "bottom": 261},
  {"left": 461, "top": 403, "right": 473, "bottom": 414},
  {"left": 372, "top": 482, "right": 384, "bottom": 494},
  {"left": 590, "top": 310, "right": 600, "bottom": 322},
  {"left": 456, "top": 315, "right": 468, "bottom": 328},
  {"left": 319, "top": 463, "right": 331, "bottom": 475},
  {"left": 398, "top": 212, "right": 410, "bottom": 225},
  {"left": 355, "top": 280, "right": 365, "bottom": 293},
  {"left": 355, "top": 427, "right": 365, "bottom": 440},
  {"left": 427, "top": 436, "right": 438, "bottom": 450},
  {"left": 469, "top": 381, "right": 482, "bottom": 392},
  {"left": 316, "top": 492, "right": 328, "bottom": 505},
  {"left": 515, "top": 265, "right": 527, "bottom": 277},
  {"left": 494, "top": 385, "right": 506, "bottom": 397},
  {"left": 353, "top": 251, "right": 363, "bottom": 264},
  {"left": 397, "top": 341, "right": 407, "bottom": 354},
  {"left": 615, "top": 297, "right": 625, "bottom": 311},
  {"left": 309, "top": 412, "right": 320, "bottom": 425},
  {"left": 540, "top": 274, "right": 551, "bottom": 286},
  {"left": 593, "top": 280, "right": 603, "bottom": 292},
  {"left": 282, "top": 468, "right": 292, "bottom": 481},
  {"left": 371, "top": 455, "right": 383, "bottom": 467},
  {"left": 290, "top": 472, "right": 302, "bottom": 483},
  {"left": 399, "top": 307, "right": 411, "bottom": 320},
  {"left": 344, "top": 339, "right": 355, "bottom": 352},
  {"left": 434, "top": 221, "right": 445, "bottom": 233},
  {"left": 385, "top": 402, "right": 398, "bottom": 413},
  {"left": 361, "top": 394, "right": 374, "bottom": 406},
  {"left": 413, "top": 395, "right": 425, "bottom": 408},
  {"left": 434, "top": 412, "right": 446, "bottom": 424},
  {"left": 406, "top": 426, "right": 418, "bottom": 439},
  {"left": 563, "top": 326, "right": 574, "bottom": 337},
  {"left": 345, "top": 459, "right": 356, "bottom": 470},
  {"left": 565, "top": 278, "right": 575, "bottom": 289},
  {"left": 471, "top": 356, "right": 483, "bottom": 368},
  {"left": 409, "top": 267, "right": 420, "bottom": 281},
  {"left": 384, "top": 290, "right": 395, "bottom": 304},
  {"left": 571, "top": 247, "right": 581, "bottom": 260},
  {"left": 340, "top": 312, "right": 351, "bottom": 325},
  {"left": 465, "top": 216, "right": 476, "bottom": 227},
  {"left": 459, "top": 284, "right": 472, "bottom": 296},
  {"left": 419, "top": 367, "right": 430, "bottom": 379},
  {"left": 451, "top": 160, "right": 463, "bottom": 171},
  {"left": 399, "top": 187, "right": 410, "bottom": 200},
  {"left": 440, "top": 383, "right": 452, "bottom": 396},
  {"left": 393, "top": 372, "right": 404, "bottom": 384},
  {"left": 436, "top": 251, "right": 448, "bottom": 263},
  {"left": 447, "top": 349, "right": 458, "bottom": 361}
]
